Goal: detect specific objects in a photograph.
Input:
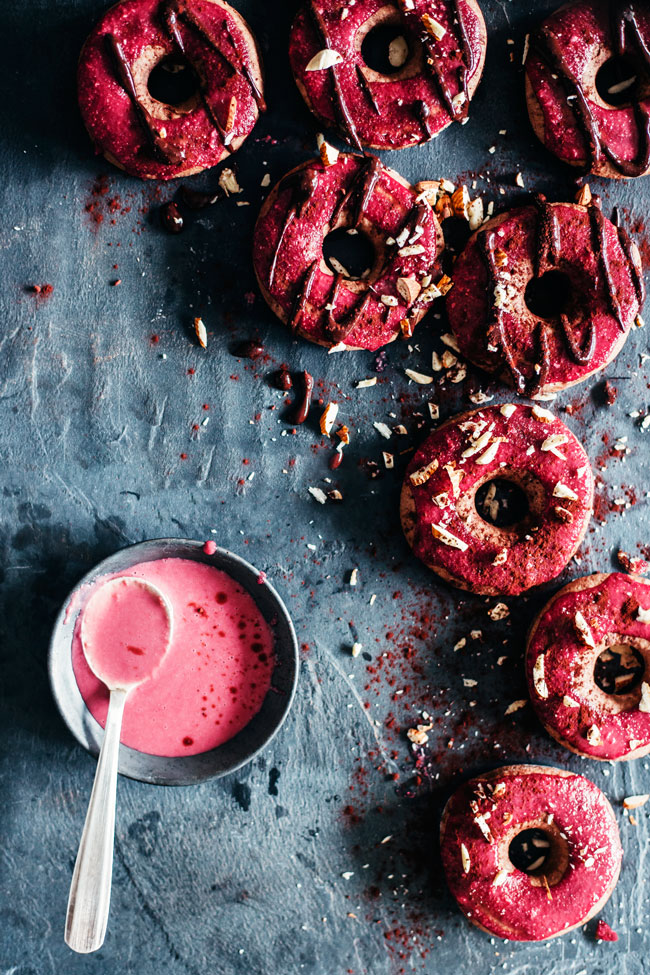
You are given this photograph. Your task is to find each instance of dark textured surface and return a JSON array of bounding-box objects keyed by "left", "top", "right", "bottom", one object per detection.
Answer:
[{"left": 2, "top": 1, "right": 650, "bottom": 972}]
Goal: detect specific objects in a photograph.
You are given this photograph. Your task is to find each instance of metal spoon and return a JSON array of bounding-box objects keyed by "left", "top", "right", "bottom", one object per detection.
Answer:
[{"left": 65, "top": 577, "right": 173, "bottom": 954}]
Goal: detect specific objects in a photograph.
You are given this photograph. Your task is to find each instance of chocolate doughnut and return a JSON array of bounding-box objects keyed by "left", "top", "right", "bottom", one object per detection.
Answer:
[
  {"left": 253, "top": 152, "right": 445, "bottom": 351},
  {"left": 289, "top": 0, "right": 487, "bottom": 151},
  {"left": 446, "top": 199, "right": 644, "bottom": 396},
  {"left": 526, "top": 572, "right": 650, "bottom": 760},
  {"left": 78, "top": 0, "right": 265, "bottom": 179},
  {"left": 400, "top": 404, "right": 593, "bottom": 596},
  {"left": 440, "top": 765, "right": 622, "bottom": 941},
  {"left": 525, "top": 0, "right": 650, "bottom": 179}
]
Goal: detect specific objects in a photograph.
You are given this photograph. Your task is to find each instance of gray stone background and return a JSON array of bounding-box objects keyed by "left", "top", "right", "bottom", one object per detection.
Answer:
[{"left": 2, "top": 1, "right": 650, "bottom": 972}]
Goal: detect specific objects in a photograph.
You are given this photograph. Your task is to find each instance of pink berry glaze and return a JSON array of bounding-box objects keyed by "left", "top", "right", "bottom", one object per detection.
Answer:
[
  {"left": 77, "top": 0, "right": 265, "bottom": 180},
  {"left": 81, "top": 577, "right": 171, "bottom": 688},
  {"left": 525, "top": 0, "right": 650, "bottom": 179},
  {"left": 440, "top": 765, "right": 622, "bottom": 941},
  {"left": 526, "top": 572, "right": 650, "bottom": 761},
  {"left": 289, "top": 0, "right": 486, "bottom": 150},
  {"left": 400, "top": 403, "right": 594, "bottom": 596},
  {"left": 253, "top": 153, "right": 444, "bottom": 351},
  {"left": 72, "top": 558, "right": 275, "bottom": 756},
  {"left": 447, "top": 202, "right": 644, "bottom": 396}
]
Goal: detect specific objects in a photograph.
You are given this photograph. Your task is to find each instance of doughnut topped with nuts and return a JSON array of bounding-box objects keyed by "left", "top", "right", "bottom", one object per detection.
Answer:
[
  {"left": 526, "top": 572, "right": 650, "bottom": 761},
  {"left": 288, "top": 0, "right": 487, "bottom": 151},
  {"left": 253, "top": 151, "right": 445, "bottom": 351},
  {"left": 400, "top": 404, "right": 593, "bottom": 595},
  {"left": 440, "top": 765, "right": 622, "bottom": 941},
  {"left": 446, "top": 197, "right": 645, "bottom": 397},
  {"left": 525, "top": 0, "right": 650, "bottom": 179}
]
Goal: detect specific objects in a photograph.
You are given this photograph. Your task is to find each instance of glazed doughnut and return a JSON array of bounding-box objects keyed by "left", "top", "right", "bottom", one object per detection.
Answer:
[
  {"left": 78, "top": 0, "right": 265, "bottom": 180},
  {"left": 253, "top": 152, "right": 445, "bottom": 351},
  {"left": 526, "top": 572, "right": 650, "bottom": 761},
  {"left": 400, "top": 403, "right": 593, "bottom": 596},
  {"left": 289, "top": 0, "right": 487, "bottom": 151},
  {"left": 439, "top": 765, "right": 622, "bottom": 941},
  {"left": 525, "top": 0, "right": 650, "bottom": 179},
  {"left": 446, "top": 199, "right": 645, "bottom": 397}
]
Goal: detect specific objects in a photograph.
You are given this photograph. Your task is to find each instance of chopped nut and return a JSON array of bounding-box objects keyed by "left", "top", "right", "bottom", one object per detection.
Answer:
[
  {"left": 432, "top": 492, "right": 450, "bottom": 508},
  {"left": 637, "top": 607, "right": 650, "bottom": 624},
  {"left": 337, "top": 425, "right": 350, "bottom": 445},
  {"left": 218, "top": 168, "right": 241, "bottom": 195},
  {"left": 505, "top": 700, "right": 527, "bottom": 715},
  {"left": 382, "top": 451, "right": 394, "bottom": 469},
  {"left": 623, "top": 794, "right": 649, "bottom": 809},
  {"left": 515, "top": 172, "right": 525, "bottom": 188},
  {"left": 308, "top": 486, "right": 327, "bottom": 504},
  {"left": 348, "top": 568, "right": 358, "bottom": 586},
  {"left": 541, "top": 434, "right": 569, "bottom": 457},
  {"left": 460, "top": 843, "right": 471, "bottom": 874},
  {"left": 396, "top": 275, "right": 421, "bottom": 304},
  {"left": 500, "top": 404, "right": 516, "bottom": 419},
  {"left": 475, "top": 440, "right": 502, "bottom": 466},
  {"left": 586, "top": 724, "right": 602, "bottom": 746},
  {"left": 575, "top": 183, "right": 592, "bottom": 207},
  {"left": 399, "top": 317, "right": 414, "bottom": 338},
  {"left": 492, "top": 869, "right": 509, "bottom": 887},
  {"left": 436, "top": 274, "right": 454, "bottom": 296},
  {"left": 431, "top": 523, "right": 468, "bottom": 551},
  {"left": 428, "top": 402, "right": 440, "bottom": 420},
  {"left": 553, "top": 482, "right": 579, "bottom": 501},
  {"left": 320, "top": 402, "right": 339, "bottom": 436},
  {"left": 639, "top": 681, "right": 650, "bottom": 712},
  {"left": 405, "top": 368, "right": 434, "bottom": 384},
  {"left": 397, "top": 244, "right": 426, "bottom": 258},
  {"left": 355, "top": 377, "right": 377, "bottom": 388},
  {"left": 388, "top": 34, "right": 409, "bottom": 68},
  {"left": 488, "top": 602, "right": 509, "bottom": 621},
  {"left": 380, "top": 294, "right": 398, "bottom": 307},
  {"left": 407, "top": 723, "right": 432, "bottom": 745},
  {"left": 318, "top": 137, "right": 340, "bottom": 167},
  {"left": 474, "top": 813, "right": 493, "bottom": 843},
  {"left": 194, "top": 317, "right": 207, "bottom": 348},
  {"left": 531, "top": 405, "right": 555, "bottom": 422},
  {"left": 373, "top": 421, "right": 392, "bottom": 439},
  {"left": 573, "top": 610, "right": 596, "bottom": 648},
  {"left": 306, "top": 49, "right": 344, "bottom": 71},
  {"left": 562, "top": 695, "right": 579, "bottom": 708},
  {"left": 533, "top": 653, "right": 548, "bottom": 699},
  {"left": 409, "top": 458, "right": 439, "bottom": 486},
  {"left": 451, "top": 185, "right": 469, "bottom": 219},
  {"left": 351, "top": 642, "right": 362, "bottom": 657},
  {"left": 422, "top": 12, "right": 446, "bottom": 40},
  {"left": 444, "top": 463, "right": 464, "bottom": 496},
  {"left": 492, "top": 548, "right": 508, "bottom": 566},
  {"left": 467, "top": 196, "right": 484, "bottom": 231}
]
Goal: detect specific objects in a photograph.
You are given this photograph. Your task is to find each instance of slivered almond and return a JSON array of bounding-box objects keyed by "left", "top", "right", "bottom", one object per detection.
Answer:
[
  {"left": 574, "top": 610, "right": 596, "bottom": 648},
  {"left": 541, "top": 434, "right": 569, "bottom": 457},
  {"left": 500, "top": 404, "right": 516, "bottom": 418},
  {"left": 431, "top": 523, "right": 468, "bottom": 551},
  {"left": 451, "top": 186, "right": 469, "bottom": 219},
  {"left": 318, "top": 138, "right": 339, "bottom": 167},
  {"left": 460, "top": 843, "right": 471, "bottom": 874},
  {"left": 405, "top": 368, "right": 433, "bottom": 384},
  {"left": 382, "top": 451, "right": 394, "bottom": 469},
  {"left": 475, "top": 440, "right": 502, "bottom": 465},
  {"left": 409, "top": 458, "right": 439, "bottom": 486},
  {"left": 320, "top": 402, "right": 338, "bottom": 436},
  {"left": 639, "top": 681, "right": 650, "bottom": 712},
  {"left": 562, "top": 695, "right": 579, "bottom": 708},
  {"left": 531, "top": 405, "right": 554, "bottom": 422},
  {"left": 306, "top": 49, "right": 344, "bottom": 71},
  {"left": 533, "top": 654, "right": 548, "bottom": 699},
  {"left": 422, "top": 13, "right": 446, "bottom": 40},
  {"left": 637, "top": 607, "right": 650, "bottom": 624},
  {"left": 575, "top": 184, "right": 592, "bottom": 207},
  {"left": 623, "top": 794, "right": 649, "bottom": 809},
  {"left": 505, "top": 700, "right": 527, "bottom": 715},
  {"left": 194, "top": 317, "right": 207, "bottom": 348},
  {"left": 492, "top": 869, "right": 509, "bottom": 887},
  {"left": 436, "top": 274, "right": 454, "bottom": 296},
  {"left": 444, "top": 464, "right": 464, "bottom": 496},
  {"left": 586, "top": 725, "right": 602, "bottom": 746},
  {"left": 553, "top": 482, "right": 579, "bottom": 501},
  {"left": 467, "top": 196, "right": 484, "bottom": 231}
]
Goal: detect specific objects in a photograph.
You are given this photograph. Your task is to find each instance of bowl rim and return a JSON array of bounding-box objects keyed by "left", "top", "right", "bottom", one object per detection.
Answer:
[{"left": 48, "top": 537, "right": 299, "bottom": 785}]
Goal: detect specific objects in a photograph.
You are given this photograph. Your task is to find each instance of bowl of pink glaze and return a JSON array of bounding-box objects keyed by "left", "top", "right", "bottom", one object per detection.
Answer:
[{"left": 49, "top": 539, "right": 299, "bottom": 785}]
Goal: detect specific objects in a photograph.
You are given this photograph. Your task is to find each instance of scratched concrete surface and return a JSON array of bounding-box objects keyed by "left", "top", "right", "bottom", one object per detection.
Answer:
[{"left": 1, "top": 1, "right": 650, "bottom": 973}]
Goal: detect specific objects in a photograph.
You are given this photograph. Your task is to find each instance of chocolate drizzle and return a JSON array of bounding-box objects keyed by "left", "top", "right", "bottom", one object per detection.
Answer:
[
  {"left": 105, "top": 33, "right": 185, "bottom": 164},
  {"left": 307, "top": 2, "right": 364, "bottom": 151},
  {"left": 356, "top": 64, "right": 380, "bottom": 114},
  {"left": 403, "top": 0, "right": 473, "bottom": 123},
  {"left": 289, "top": 259, "right": 319, "bottom": 333},
  {"left": 531, "top": 3, "right": 650, "bottom": 177},
  {"left": 589, "top": 204, "right": 626, "bottom": 330}
]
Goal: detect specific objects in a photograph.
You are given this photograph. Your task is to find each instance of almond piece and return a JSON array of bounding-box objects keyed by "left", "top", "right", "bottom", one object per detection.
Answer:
[
  {"left": 306, "top": 49, "right": 344, "bottom": 71},
  {"left": 318, "top": 138, "right": 340, "bottom": 167},
  {"left": 320, "top": 402, "right": 339, "bottom": 436},
  {"left": 409, "top": 458, "right": 439, "bottom": 486},
  {"left": 431, "top": 523, "right": 468, "bottom": 551},
  {"left": 533, "top": 654, "right": 548, "bottom": 699},
  {"left": 194, "top": 317, "right": 207, "bottom": 348},
  {"left": 422, "top": 12, "right": 446, "bottom": 40},
  {"left": 397, "top": 275, "right": 421, "bottom": 305}
]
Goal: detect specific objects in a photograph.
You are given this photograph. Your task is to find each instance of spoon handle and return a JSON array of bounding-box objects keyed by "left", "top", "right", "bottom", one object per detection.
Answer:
[{"left": 65, "top": 687, "right": 127, "bottom": 953}]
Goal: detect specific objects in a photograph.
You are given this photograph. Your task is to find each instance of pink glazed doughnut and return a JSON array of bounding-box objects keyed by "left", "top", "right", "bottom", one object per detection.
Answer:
[
  {"left": 289, "top": 0, "right": 487, "bottom": 150},
  {"left": 400, "top": 403, "right": 594, "bottom": 595},
  {"left": 440, "top": 764, "right": 622, "bottom": 941},
  {"left": 78, "top": 0, "right": 265, "bottom": 179},
  {"left": 526, "top": 572, "right": 650, "bottom": 760}
]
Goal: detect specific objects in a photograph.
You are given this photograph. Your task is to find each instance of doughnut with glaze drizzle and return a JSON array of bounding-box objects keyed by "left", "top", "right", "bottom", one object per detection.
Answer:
[
  {"left": 253, "top": 152, "right": 445, "bottom": 351},
  {"left": 289, "top": 0, "right": 487, "bottom": 151},
  {"left": 78, "top": 0, "right": 265, "bottom": 179}
]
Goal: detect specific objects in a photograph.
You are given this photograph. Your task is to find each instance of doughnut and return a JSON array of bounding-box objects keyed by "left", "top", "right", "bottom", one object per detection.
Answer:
[
  {"left": 526, "top": 572, "right": 650, "bottom": 761},
  {"left": 78, "top": 0, "right": 265, "bottom": 180},
  {"left": 288, "top": 0, "right": 487, "bottom": 151},
  {"left": 446, "top": 198, "right": 645, "bottom": 396},
  {"left": 525, "top": 1, "right": 650, "bottom": 179},
  {"left": 400, "top": 403, "right": 594, "bottom": 596},
  {"left": 253, "top": 152, "right": 445, "bottom": 351},
  {"left": 439, "top": 765, "right": 622, "bottom": 941}
]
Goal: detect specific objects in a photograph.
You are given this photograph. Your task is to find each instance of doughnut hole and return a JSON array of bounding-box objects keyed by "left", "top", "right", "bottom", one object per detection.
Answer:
[
  {"left": 594, "top": 643, "right": 645, "bottom": 697},
  {"left": 474, "top": 478, "right": 529, "bottom": 529},
  {"left": 508, "top": 825, "right": 569, "bottom": 887},
  {"left": 524, "top": 269, "right": 571, "bottom": 320},
  {"left": 361, "top": 23, "right": 411, "bottom": 75},
  {"left": 595, "top": 54, "right": 643, "bottom": 107},
  {"left": 147, "top": 54, "right": 201, "bottom": 110},
  {"left": 322, "top": 227, "right": 376, "bottom": 281}
]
